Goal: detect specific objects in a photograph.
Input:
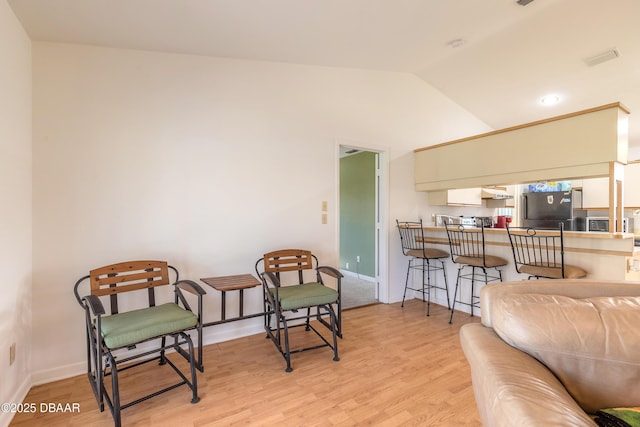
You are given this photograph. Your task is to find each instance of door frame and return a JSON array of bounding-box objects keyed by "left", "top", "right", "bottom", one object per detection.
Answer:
[{"left": 336, "top": 139, "right": 389, "bottom": 304}]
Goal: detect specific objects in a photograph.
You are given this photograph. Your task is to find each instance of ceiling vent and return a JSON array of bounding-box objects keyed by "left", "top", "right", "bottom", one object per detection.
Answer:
[{"left": 584, "top": 48, "right": 621, "bottom": 67}]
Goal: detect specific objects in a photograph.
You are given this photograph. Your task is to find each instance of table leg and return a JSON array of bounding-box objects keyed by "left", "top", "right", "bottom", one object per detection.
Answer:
[{"left": 221, "top": 290, "right": 226, "bottom": 320}]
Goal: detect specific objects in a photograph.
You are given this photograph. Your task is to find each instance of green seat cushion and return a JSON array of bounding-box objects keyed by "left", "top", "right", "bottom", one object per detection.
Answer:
[
  {"left": 271, "top": 282, "right": 339, "bottom": 311},
  {"left": 100, "top": 303, "right": 197, "bottom": 349}
]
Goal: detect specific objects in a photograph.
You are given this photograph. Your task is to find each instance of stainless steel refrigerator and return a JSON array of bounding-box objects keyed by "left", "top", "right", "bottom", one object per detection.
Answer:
[{"left": 522, "top": 190, "right": 586, "bottom": 230}]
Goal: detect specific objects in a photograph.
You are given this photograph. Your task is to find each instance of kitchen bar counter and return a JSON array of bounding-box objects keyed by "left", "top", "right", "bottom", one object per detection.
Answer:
[{"left": 419, "top": 226, "right": 639, "bottom": 281}]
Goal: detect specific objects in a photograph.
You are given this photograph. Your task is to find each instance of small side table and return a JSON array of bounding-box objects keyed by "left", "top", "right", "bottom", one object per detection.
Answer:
[{"left": 200, "top": 274, "right": 263, "bottom": 327}]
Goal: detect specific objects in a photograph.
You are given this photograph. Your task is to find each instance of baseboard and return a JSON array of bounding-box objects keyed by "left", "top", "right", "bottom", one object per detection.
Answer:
[
  {"left": 0, "top": 375, "right": 31, "bottom": 427},
  {"left": 29, "top": 322, "right": 265, "bottom": 387},
  {"left": 31, "top": 361, "right": 86, "bottom": 386},
  {"left": 339, "top": 270, "right": 376, "bottom": 282}
]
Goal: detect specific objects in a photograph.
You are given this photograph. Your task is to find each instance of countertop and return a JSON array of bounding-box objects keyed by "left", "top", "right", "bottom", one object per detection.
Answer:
[{"left": 424, "top": 226, "right": 636, "bottom": 240}]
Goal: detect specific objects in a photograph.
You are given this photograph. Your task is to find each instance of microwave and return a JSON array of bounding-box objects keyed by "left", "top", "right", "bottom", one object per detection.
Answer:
[{"left": 586, "top": 217, "right": 631, "bottom": 233}]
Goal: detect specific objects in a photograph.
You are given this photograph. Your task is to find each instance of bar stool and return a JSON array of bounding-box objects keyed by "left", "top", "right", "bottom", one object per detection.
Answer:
[
  {"left": 396, "top": 219, "right": 450, "bottom": 316},
  {"left": 506, "top": 223, "right": 587, "bottom": 279},
  {"left": 444, "top": 222, "right": 508, "bottom": 324}
]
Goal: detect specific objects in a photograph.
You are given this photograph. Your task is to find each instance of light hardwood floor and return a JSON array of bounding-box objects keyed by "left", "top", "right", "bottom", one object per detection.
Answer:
[{"left": 11, "top": 301, "right": 482, "bottom": 426}]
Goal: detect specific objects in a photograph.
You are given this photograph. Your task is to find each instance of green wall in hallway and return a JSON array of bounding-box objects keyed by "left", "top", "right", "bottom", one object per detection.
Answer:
[{"left": 340, "top": 151, "right": 376, "bottom": 278}]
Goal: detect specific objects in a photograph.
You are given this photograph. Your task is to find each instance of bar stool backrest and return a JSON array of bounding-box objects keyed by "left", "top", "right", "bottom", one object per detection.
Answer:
[
  {"left": 506, "top": 223, "right": 565, "bottom": 278},
  {"left": 396, "top": 219, "right": 426, "bottom": 255},
  {"left": 444, "top": 222, "right": 488, "bottom": 266}
]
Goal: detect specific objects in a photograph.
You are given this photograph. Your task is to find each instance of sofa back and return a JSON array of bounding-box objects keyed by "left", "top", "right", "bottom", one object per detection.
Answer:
[{"left": 481, "top": 279, "right": 640, "bottom": 328}]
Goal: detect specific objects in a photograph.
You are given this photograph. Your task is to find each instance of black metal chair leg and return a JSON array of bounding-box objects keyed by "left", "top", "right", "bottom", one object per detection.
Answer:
[
  {"left": 401, "top": 259, "right": 412, "bottom": 307},
  {"left": 329, "top": 305, "right": 340, "bottom": 362},
  {"left": 159, "top": 336, "right": 167, "bottom": 365},
  {"left": 336, "top": 297, "right": 343, "bottom": 339},
  {"left": 305, "top": 307, "right": 312, "bottom": 331},
  {"left": 425, "top": 258, "right": 431, "bottom": 316},
  {"left": 441, "top": 260, "right": 451, "bottom": 310},
  {"left": 421, "top": 258, "right": 427, "bottom": 303},
  {"left": 449, "top": 266, "right": 463, "bottom": 324},
  {"left": 109, "top": 353, "right": 121, "bottom": 427},
  {"left": 182, "top": 332, "right": 200, "bottom": 404},
  {"left": 283, "top": 316, "right": 292, "bottom": 372}
]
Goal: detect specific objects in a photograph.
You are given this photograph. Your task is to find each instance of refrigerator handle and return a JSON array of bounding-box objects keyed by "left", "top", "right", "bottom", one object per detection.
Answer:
[{"left": 523, "top": 195, "right": 528, "bottom": 220}]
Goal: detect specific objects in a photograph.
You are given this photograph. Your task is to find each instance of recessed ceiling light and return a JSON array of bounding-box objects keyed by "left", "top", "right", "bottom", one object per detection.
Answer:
[{"left": 540, "top": 94, "right": 561, "bottom": 106}]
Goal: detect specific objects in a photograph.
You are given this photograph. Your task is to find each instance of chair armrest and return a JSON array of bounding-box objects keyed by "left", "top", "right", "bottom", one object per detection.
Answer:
[
  {"left": 317, "top": 266, "right": 343, "bottom": 294},
  {"left": 174, "top": 280, "right": 206, "bottom": 315},
  {"left": 73, "top": 275, "right": 90, "bottom": 307},
  {"left": 260, "top": 271, "right": 280, "bottom": 306},
  {"left": 317, "top": 266, "right": 343, "bottom": 280},
  {"left": 175, "top": 280, "right": 207, "bottom": 296},
  {"left": 82, "top": 295, "right": 106, "bottom": 316}
]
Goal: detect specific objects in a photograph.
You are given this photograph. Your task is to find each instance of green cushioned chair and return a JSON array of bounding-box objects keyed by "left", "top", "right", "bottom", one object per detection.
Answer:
[
  {"left": 256, "top": 249, "right": 342, "bottom": 372},
  {"left": 74, "top": 260, "right": 206, "bottom": 427}
]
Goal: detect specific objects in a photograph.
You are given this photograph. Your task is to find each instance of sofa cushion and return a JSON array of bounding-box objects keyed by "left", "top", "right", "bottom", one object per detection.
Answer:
[{"left": 491, "top": 293, "right": 640, "bottom": 414}]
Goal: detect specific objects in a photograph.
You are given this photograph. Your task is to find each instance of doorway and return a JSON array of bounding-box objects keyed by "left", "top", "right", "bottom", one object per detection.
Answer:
[{"left": 338, "top": 144, "right": 388, "bottom": 308}]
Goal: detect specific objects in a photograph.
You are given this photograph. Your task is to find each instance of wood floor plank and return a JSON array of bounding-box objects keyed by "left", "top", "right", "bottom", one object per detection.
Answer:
[{"left": 10, "top": 301, "right": 481, "bottom": 426}]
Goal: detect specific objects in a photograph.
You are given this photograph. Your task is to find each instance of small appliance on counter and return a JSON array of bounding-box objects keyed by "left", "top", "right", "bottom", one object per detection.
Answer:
[
  {"left": 586, "top": 217, "right": 633, "bottom": 233},
  {"left": 493, "top": 215, "right": 512, "bottom": 228},
  {"left": 476, "top": 216, "right": 494, "bottom": 228},
  {"left": 435, "top": 215, "right": 477, "bottom": 227}
]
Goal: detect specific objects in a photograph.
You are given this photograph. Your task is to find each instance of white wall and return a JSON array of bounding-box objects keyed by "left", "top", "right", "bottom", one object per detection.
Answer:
[
  {"left": 0, "top": 1, "right": 32, "bottom": 425},
  {"left": 31, "top": 42, "right": 490, "bottom": 383}
]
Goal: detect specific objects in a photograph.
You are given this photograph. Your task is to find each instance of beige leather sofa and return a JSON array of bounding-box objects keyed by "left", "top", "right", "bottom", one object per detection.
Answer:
[{"left": 460, "top": 280, "right": 640, "bottom": 427}]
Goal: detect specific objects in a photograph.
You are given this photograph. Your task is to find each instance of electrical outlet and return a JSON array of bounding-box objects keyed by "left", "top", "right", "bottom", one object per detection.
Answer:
[
  {"left": 346, "top": 262, "right": 350, "bottom": 269},
  {"left": 356, "top": 256, "right": 360, "bottom": 263},
  {"left": 9, "top": 343, "right": 16, "bottom": 366}
]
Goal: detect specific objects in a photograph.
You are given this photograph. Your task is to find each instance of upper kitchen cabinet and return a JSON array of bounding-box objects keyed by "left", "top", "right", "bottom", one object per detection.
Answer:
[
  {"left": 429, "top": 188, "right": 482, "bottom": 206},
  {"left": 415, "top": 103, "right": 629, "bottom": 192},
  {"left": 580, "top": 162, "right": 640, "bottom": 209},
  {"left": 625, "top": 161, "right": 640, "bottom": 208},
  {"left": 582, "top": 177, "right": 609, "bottom": 209}
]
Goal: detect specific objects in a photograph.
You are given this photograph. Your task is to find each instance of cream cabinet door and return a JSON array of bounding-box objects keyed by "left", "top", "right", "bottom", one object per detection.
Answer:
[
  {"left": 582, "top": 177, "right": 609, "bottom": 209},
  {"left": 429, "top": 188, "right": 482, "bottom": 206},
  {"left": 624, "top": 162, "right": 640, "bottom": 208}
]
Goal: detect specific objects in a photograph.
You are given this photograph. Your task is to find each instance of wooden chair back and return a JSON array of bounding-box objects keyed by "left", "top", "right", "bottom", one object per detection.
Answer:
[
  {"left": 262, "top": 249, "right": 316, "bottom": 284},
  {"left": 89, "top": 260, "right": 171, "bottom": 314}
]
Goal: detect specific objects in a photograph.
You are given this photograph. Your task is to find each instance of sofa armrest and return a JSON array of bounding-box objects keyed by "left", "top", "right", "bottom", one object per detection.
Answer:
[{"left": 460, "top": 323, "right": 596, "bottom": 427}]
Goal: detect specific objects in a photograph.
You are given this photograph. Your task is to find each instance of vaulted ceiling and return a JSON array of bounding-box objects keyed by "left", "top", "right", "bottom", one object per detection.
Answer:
[{"left": 9, "top": 0, "right": 640, "bottom": 151}]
